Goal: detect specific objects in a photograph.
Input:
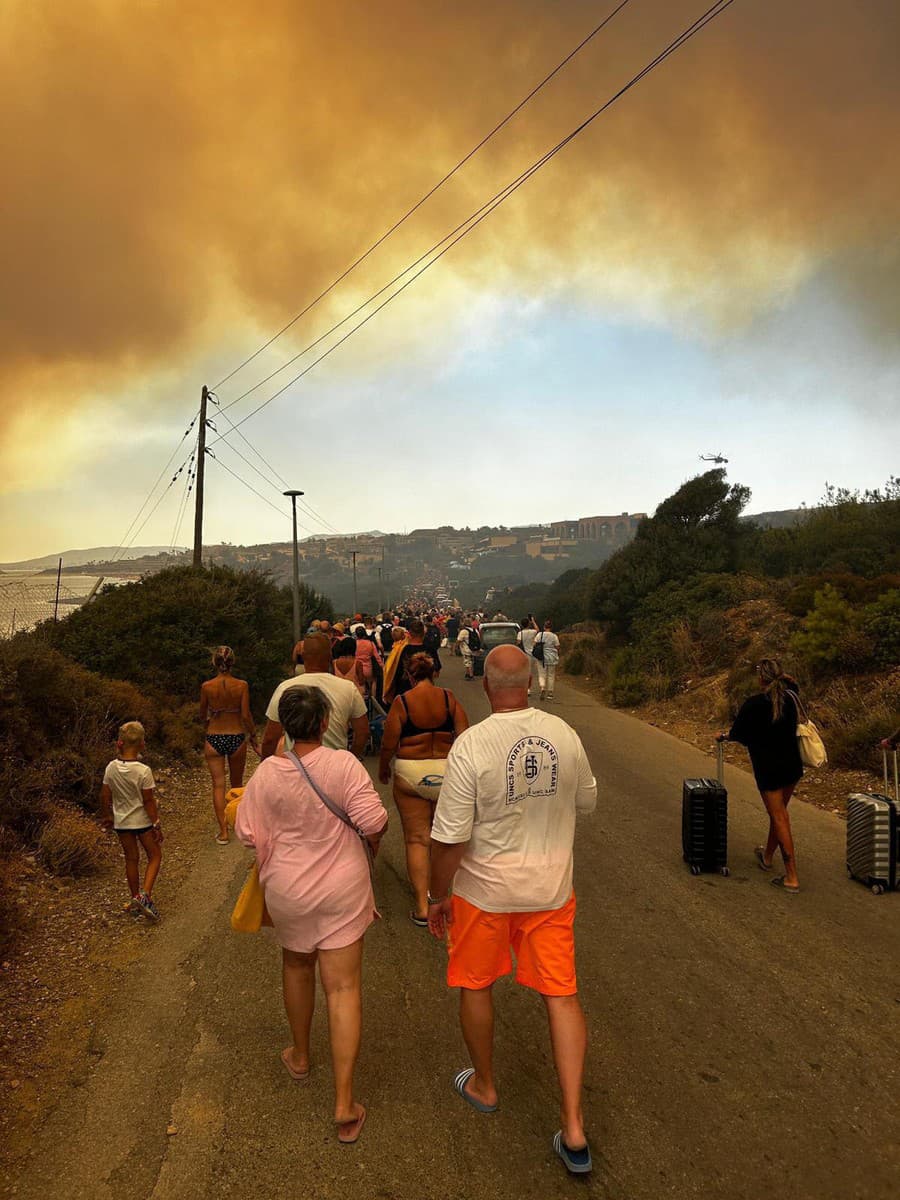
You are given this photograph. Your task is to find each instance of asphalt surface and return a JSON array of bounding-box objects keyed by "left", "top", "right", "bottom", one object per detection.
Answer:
[{"left": 11, "top": 656, "right": 900, "bottom": 1199}]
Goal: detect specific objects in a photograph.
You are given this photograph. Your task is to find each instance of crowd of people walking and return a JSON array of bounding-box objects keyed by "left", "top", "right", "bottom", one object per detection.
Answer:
[{"left": 98, "top": 600, "right": 873, "bottom": 1174}]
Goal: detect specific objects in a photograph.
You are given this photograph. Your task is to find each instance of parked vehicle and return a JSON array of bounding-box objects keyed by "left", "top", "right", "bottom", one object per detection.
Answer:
[{"left": 471, "top": 622, "right": 520, "bottom": 676}]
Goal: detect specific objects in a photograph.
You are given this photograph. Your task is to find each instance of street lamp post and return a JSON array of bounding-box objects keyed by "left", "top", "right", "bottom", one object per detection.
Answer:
[{"left": 283, "top": 490, "right": 305, "bottom": 644}]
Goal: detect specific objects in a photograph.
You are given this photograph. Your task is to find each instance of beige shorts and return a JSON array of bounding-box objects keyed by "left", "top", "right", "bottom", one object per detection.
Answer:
[{"left": 392, "top": 758, "right": 446, "bottom": 802}]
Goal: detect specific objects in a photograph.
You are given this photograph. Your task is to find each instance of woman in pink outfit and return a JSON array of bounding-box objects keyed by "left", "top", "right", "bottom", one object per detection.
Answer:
[
  {"left": 354, "top": 625, "right": 382, "bottom": 696},
  {"left": 235, "top": 686, "right": 388, "bottom": 1145}
]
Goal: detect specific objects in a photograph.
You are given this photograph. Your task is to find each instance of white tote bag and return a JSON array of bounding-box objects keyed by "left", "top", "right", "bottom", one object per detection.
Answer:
[{"left": 788, "top": 692, "right": 827, "bottom": 768}]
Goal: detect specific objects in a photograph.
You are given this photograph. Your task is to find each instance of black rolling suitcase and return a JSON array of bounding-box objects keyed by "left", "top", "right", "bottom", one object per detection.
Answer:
[
  {"left": 682, "top": 742, "right": 729, "bottom": 877},
  {"left": 846, "top": 750, "right": 900, "bottom": 896}
]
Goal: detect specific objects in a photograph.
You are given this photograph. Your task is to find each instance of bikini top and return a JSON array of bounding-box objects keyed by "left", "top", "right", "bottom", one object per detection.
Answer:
[
  {"left": 208, "top": 679, "right": 243, "bottom": 718},
  {"left": 399, "top": 689, "right": 454, "bottom": 740}
]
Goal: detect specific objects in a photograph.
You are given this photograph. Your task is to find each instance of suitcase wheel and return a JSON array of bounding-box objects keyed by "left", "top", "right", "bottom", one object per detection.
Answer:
[
  {"left": 719, "top": 866, "right": 730, "bottom": 877},
  {"left": 871, "top": 883, "right": 885, "bottom": 896},
  {"left": 690, "top": 864, "right": 701, "bottom": 876},
  {"left": 846, "top": 866, "right": 853, "bottom": 878}
]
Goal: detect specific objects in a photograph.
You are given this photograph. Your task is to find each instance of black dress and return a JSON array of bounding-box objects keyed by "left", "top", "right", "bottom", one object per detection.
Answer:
[{"left": 728, "top": 689, "right": 803, "bottom": 792}]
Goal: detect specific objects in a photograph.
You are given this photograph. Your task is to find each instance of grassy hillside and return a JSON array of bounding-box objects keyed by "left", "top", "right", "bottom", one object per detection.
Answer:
[{"left": 554, "top": 473, "right": 900, "bottom": 772}]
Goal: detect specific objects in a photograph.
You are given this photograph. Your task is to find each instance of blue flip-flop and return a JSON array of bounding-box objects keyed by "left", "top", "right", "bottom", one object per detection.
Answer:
[
  {"left": 452, "top": 1067, "right": 497, "bottom": 1113},
  {"left": 553, "top": 1130, "right": 593, "bottom": 1175}
]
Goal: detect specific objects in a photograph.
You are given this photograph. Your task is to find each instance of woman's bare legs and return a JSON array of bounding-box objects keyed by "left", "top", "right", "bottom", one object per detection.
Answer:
[
  {"left": 761, "top": 785, "right": 799, "bottom": 886},
  {"left": 392, "top": 779, "right": 434, "bottom": 920},
  {"left": 318, "top": 939, "right": 365, "bottom": 1130},
  {"left": 227, "top": 740, "right": 248, "bottom": 790},
  {"left": 282, "top": 947, "right": 317, "bottom": 1075},
  {"left": 203, "top": 742, "right": 228, "bottom": 839}
]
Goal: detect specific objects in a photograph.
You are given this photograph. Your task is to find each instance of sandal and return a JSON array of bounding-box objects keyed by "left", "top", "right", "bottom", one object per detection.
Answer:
[
  {"left": 280, "top": 1048, "right": 310, "bottom": 1083},
  {"left": 553, "top": 1130, "right": 593, "bottom": 1175},
  {"left": 409, "top": 912, "right": 429, "bottom": 928},
  {"left": 754, "top": 846, "right": 772, "bottom": 871},
  {"left": 770, "top": 875, "right": 800, "bottom": 894},
  {"left": 215, "top": 834, "right": 230, "bottom": 845},
  {"left": 452, "top": 1067, "right": 498, "bottom": 1113},
  {"left": 336, "top": 1105, "right": 367, "bottom": 1144}
]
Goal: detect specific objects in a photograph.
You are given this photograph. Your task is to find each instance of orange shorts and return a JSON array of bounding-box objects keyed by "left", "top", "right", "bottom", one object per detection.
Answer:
[{"left": 446, "top": 892, "right": 577, "bottom": 996}]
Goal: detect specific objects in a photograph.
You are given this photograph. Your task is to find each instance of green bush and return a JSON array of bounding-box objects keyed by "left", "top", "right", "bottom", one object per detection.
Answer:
[
  {"left": 791, "top": 585, "right": 856, "bottom": 674},
  {"left": 52, "top": 565, "right": 329, "bottom": 714},
  {"left": 588, "top": 471, "right": 753, "bottom": 631},
  {"left": 861, "top": 590, "right": 900, "bottom": 667}
]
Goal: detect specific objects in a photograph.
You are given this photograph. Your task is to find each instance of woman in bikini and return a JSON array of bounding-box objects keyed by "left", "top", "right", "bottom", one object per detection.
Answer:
[
  {"left": 200, "top": 646, "right": 259, "bottom": 843},
  {"left": 378, "top": 652, "right": 469, "bottom": 924}
]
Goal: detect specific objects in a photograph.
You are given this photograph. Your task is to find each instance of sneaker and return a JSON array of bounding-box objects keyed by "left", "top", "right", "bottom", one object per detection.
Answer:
[
  {"left": 123, "top": 897, "right": 141, "bottom": 916},
  {"left": 136, "top": 891, "right": 160, "bottom": 922}
]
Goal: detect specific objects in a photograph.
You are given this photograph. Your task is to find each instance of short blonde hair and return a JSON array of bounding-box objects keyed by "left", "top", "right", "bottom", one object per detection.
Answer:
[{"left": 118, "top": 721, "right": 145, "bottom": 748}]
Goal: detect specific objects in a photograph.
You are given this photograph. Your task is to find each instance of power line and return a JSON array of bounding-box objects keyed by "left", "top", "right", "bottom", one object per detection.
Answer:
[
  {"left": 117, "top": 446, "right": 196, "bottom": 557},
  {"left": 111, "top": 412, "right": 199, "bottom": 562},
  {"left": 207, "top": 453, "right": 294, "bottom": 521},
  {"left": 210, "top": 0, "right": 634, "bottom": 393},
  {"left": 211, "top": 436, "right": 318, "bottom": 535},
  {"left": 209, "top": 395, "right": 342, "bottom": 534},
  {"left": 212, "top": 0, "right": 737, "bottom": 440}
]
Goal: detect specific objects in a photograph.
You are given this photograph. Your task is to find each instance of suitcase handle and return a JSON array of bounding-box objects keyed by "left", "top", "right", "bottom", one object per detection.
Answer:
[
  {"left": 716, "top": 740, "right": 725, "bottom": 787},
  {"left": 883, "top": 748, "right": 899, "bottom": 802}
]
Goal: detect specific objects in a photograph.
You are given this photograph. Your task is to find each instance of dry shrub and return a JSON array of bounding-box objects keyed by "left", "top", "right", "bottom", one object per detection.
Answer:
[
  {"left": 159, "top": 702, "right": 203, "bottom": 763},
  {"left": 812, "top": 674, "right": 900, "bottom": 771},
  {"left": 38, "top": 807, "right": 106, "bottom": 877},
  {"left": 560, "top": 627, "right": 607, "bottom": 679},
  {"left": 670, "top": 620, "right": 701, "bottom": 675}
]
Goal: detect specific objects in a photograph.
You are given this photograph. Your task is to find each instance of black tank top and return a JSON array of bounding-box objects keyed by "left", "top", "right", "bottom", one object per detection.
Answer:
[{"left": 399, "top": 689, "right": 454, "bottom": 739}]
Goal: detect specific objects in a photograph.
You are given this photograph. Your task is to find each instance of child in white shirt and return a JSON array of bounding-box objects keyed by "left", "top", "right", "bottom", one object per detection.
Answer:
[{"left": 99, "top": 721, "right": 163, "bottom": 921}]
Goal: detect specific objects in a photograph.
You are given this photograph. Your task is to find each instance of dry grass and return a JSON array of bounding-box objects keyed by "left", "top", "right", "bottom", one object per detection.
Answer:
[{"left": 38, "top": 808, "right": 106, "bottom": 878}]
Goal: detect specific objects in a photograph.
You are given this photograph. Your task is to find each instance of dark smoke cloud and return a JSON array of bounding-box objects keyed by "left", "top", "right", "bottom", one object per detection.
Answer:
[{"left": 1, "top": 0, "right": 897, "bottom": 466}]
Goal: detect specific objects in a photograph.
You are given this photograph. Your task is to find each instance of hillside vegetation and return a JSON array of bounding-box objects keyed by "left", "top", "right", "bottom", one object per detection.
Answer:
[
  {"left": 520, "top": 472, "right": 900, "bottom": 770},
  {"left": 0, "top": 566, "right": 331, "bottom": 951}
]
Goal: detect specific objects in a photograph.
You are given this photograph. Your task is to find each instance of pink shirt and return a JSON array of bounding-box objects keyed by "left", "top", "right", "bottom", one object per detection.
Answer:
[
  {"left": 354, "top": 638, "right": 383, "bottom": 679},
  {"left": 235, "top": 747, "right": 388, "bottom": 953}
]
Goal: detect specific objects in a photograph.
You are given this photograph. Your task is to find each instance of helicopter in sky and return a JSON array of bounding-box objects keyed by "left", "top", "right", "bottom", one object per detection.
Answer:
[{"left": 699, "top": 452, "right": 729, "bottom": 464}]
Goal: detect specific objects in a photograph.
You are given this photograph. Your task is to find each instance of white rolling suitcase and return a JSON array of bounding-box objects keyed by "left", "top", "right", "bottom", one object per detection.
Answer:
[{"left": 846, "top": 750, "right": 900, "bottom": 895}]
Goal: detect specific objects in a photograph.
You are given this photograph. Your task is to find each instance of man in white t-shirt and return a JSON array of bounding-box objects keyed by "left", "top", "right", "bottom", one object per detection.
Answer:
[
  {"left": 260, "top": 633, "right": 368, "bottom": 758},
  {"left": 428, "top": 645, "right": 597, "bottom": 1176}
]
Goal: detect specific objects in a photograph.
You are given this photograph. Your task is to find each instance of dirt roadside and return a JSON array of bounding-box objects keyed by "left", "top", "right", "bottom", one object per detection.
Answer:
[{"left": 0, "top": 763, "right": 217, "bottom": 1175}]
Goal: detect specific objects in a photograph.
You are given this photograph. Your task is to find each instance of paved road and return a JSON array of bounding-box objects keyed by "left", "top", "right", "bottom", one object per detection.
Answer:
[{"left": 11, "top": 657, "right": 900, "bottom": 1199}]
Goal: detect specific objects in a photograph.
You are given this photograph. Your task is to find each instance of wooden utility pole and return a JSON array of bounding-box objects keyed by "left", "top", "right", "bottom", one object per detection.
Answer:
[
  {"left": 192, "top": 385, "right": 209, "bottom": 567},
  {"left": 53, "top": 557, "right": 62, "bottom": 621}
]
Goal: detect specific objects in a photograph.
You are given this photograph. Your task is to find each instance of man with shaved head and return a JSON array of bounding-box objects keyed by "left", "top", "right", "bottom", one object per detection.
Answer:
[
  {"left": 260, "top": 633, "right": 368, "bottom": 760},
  {"left": 428, "top": 645, "right": 597, "bottom": 1175}
]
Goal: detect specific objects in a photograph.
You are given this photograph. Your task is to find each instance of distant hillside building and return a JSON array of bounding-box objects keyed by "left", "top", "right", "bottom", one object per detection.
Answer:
[{"left": 550, "top": 513, "right": 645, "bottom": 547}]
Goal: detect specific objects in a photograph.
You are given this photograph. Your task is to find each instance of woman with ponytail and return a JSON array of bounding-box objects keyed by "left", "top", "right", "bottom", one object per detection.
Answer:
[
  {"left": 718, "top": 658, "right": 803, "bottom": 893},
  {"left": 200, "top": 646, "right": 259, "bottom": 844}
]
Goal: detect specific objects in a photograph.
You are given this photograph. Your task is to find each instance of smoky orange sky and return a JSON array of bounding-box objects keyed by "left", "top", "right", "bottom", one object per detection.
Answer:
[{"left": 1, "top": 0, "right": 898, "bottom": 553}]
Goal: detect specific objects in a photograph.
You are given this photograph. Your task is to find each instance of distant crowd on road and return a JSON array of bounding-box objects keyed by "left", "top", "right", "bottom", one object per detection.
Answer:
[{"left": 96, "top": 598, "right": 900, "bottom": 1173}]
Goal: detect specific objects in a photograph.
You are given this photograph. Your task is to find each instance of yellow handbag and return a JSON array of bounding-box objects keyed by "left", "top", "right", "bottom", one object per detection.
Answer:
[
  {"left": 231, "top": 860, "right": 272, "bottom": 932},
  {"left": 224, "top": 786, "right": 245, "bottom": 829}
]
